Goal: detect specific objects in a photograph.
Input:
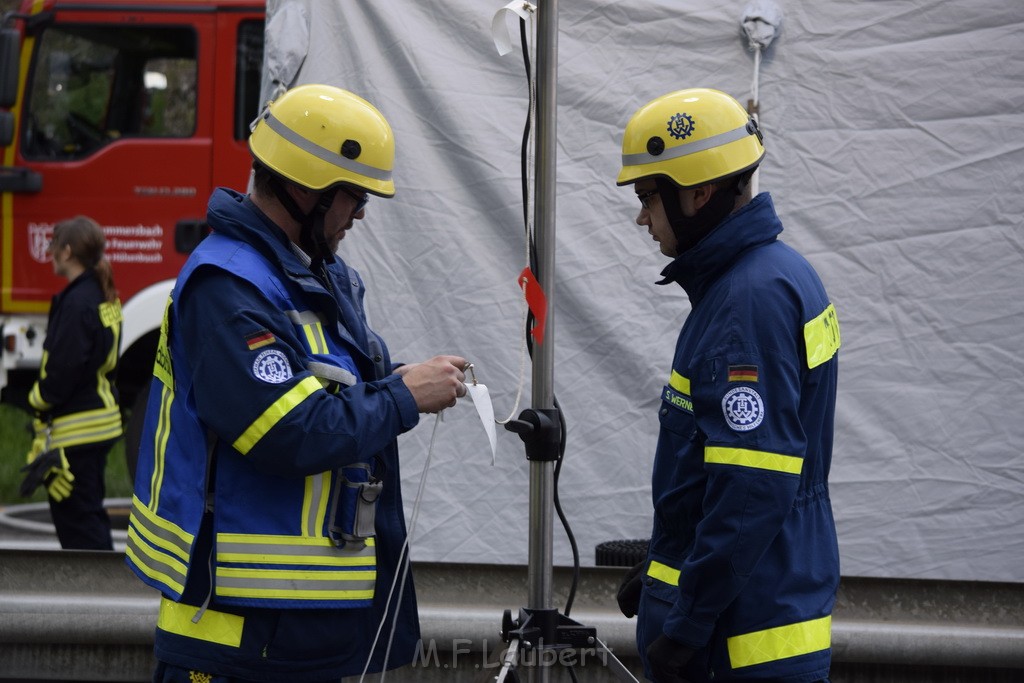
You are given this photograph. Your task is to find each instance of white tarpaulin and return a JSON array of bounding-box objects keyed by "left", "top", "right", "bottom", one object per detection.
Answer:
[{"left": 262, "top": 0, "right": 1024, "bottom": 582}]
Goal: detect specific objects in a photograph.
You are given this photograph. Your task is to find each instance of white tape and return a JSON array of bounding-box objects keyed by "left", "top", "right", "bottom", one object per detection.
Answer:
[
  {"left": 491, "top": 0, "right": 536, "bottom": 57},
  {"left": 466, "top": 383, "right": 498, "bottom": 465}
]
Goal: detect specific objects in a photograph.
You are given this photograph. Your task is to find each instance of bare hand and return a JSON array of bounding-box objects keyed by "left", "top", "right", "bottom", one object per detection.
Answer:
[{"left": 396, "top": 355, "right": 468, "bottom": 413}]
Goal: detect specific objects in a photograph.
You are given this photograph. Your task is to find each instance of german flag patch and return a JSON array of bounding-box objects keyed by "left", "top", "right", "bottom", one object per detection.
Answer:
[
  {"left": 728, "top": 364, "right": 759, "bottom": 383},
  {"left": 246, "top": 329, "right": 275, "bottom": 351}
]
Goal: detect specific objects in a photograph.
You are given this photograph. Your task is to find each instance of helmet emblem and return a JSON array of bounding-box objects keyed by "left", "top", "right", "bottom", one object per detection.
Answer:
[{"left": 666, "top": 112, "right": 695, "bottom": 140}]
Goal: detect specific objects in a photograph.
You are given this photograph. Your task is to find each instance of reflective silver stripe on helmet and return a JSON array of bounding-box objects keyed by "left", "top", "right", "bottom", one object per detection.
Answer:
[
  {"left": 263, "top": 111, "right": 392, "bottom": 183},
  {"left": 621, "top": 123, "right": 754, "bottom": 168}
]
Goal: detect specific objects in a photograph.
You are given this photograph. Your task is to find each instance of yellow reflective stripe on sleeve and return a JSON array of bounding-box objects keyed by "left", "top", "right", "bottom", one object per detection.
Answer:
[
  {"left": 29, "top": 349, "right": 51, "bottom": 410},
  {"left": 647, "top": 560, "right": 681, "bottom": 586},
  {"left": 232, "top": 375, "right": 322, "bottom": 455},
  {"left": 157, "top": 597, "right": 244, "bottom": 648},
  {"left": 27, "top": 380, "right": 51, "bottom": 411},
  {"left": 804, "top": 303, "right": 841, "bottom": 369},
  {"left": 669, "top": 370, "right": 691, "bottom": 396},
  {"left": 727, "top": 615, "right": 832, "bottom": 669},
  {"left": 705, "top": 446, "right": 803, "bottom": 475},
  {"left": 301, "top": 471, "right": 331, "bottom": 537}
]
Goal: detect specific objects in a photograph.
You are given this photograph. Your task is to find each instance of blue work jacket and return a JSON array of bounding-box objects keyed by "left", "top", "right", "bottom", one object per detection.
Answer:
[
  {"left": 637, "top": 193, "right": 841, "bottom": 683},
  {"left": 126, "top": 188, "right": 421, "bottom": 681}
]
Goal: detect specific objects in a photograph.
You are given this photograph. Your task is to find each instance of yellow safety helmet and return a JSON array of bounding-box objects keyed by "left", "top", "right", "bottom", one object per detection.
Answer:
[
  {"left": 617, "top": 88, "right": 764, "bottom": 189},
  {"left": 249, "top": 84, "right": 396, "bottom": 197}
]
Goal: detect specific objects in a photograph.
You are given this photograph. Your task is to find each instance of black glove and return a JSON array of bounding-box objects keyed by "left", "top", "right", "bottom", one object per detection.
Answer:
[
  {"left": 615, "top": 560, "right": 645, "bottom": 618},
  {"left": 646, "top": 633, "right": 696, "bottom": 683}
]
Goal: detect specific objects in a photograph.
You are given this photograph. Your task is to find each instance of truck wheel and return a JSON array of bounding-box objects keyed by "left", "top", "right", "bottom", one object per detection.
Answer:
[{"left": 124, "top": 378, "right": 151, "bottom": 485}]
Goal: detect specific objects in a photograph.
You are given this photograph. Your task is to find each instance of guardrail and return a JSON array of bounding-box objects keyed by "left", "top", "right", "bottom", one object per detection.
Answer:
[{"left": 2, "top": 544, "right": 1023, "bottom": 682}]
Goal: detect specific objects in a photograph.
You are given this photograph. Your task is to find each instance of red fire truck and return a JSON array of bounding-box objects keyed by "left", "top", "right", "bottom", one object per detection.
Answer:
[{"left": 0, "top": 0, "right": 265, "bottom": 451}]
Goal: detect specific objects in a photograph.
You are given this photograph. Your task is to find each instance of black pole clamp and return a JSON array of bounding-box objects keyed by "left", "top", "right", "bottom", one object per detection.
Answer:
[{"left": 504, "top": 408, "right": 561, "bottom": 462}]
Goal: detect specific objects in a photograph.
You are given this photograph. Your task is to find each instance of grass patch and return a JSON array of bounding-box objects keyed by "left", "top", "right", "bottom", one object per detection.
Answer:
[{"left": 0, "top": 402, "right": 134, "bottom": 505}]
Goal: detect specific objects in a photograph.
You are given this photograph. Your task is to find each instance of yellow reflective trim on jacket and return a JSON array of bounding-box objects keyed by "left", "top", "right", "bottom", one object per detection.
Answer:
[
  {"left": 647, "top": 560, "right": 681, "bottom": 586},
  {"left": 98, "top": 299, "right": 122, "bottom": 327},
  {"left": 157, "top": 597, "right": 243, "bottom": 648},
  {"left": 705, "top": 446, "right": 803, "bottom": 475},
  {"left": 216, "top": 533, "right": 375, "bottom": 566},
  {"left": 96, "top": 299, "right": 122, "bottom": 407},
  {"left": 804, "top": 303, "right": 841, "bottom": 370},
  {"left": 232, "top": 375, "right": 322, "bottom": 454},
  {"left": 153, "top": 297, "right": 174, "bottom": 389},
  {"left": 669, "top": 370, "right": 691, "bottom": 396},
  {"left": 150, "top": 383, "right": 174, "bottom": 509},
  {"left": 302, "top": 322, "right": 329, "bottom": 355},
  {"left": 215, "top": 567, "right": 375, "bottom": 601},
  {"left": 28, "top": 368, "right": 51, "bottom": 411},
  {"left": 301, "top": 471, "right": 331, "bottom": 537},
  {"left": 49, "top": 406, "right": 123, "bottom": 447},
  {"left": 125, "top": 526, "right": 188, "bottom": 596},
  {"left": 130, "top": 494, "right": 194, "bottom": 561},
  {"left": 727, "top": 615, "right": 832, "bottom": 669}
]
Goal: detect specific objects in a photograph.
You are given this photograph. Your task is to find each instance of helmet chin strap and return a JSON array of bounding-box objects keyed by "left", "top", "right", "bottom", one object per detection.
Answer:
[
  {"left": 270, "top": 177, "right": 338, "bottom": 272},
  {"left": 656, "top": 176, "right": 741, "bottom": 255}
]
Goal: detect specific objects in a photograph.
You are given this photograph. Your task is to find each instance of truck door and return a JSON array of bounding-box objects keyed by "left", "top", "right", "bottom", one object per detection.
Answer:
[{"left": 5, "top": 5, "right": 216, "bottom": 311}]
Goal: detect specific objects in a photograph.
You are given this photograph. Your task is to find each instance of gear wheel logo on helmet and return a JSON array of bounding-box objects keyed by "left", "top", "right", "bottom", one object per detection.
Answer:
[
  {"left": 249, "top": 84, "right": 396, "bottom": 197},
  {"left": 617, "top": 88, "right": 764, "bottom": 189},
  {"left": 666, "top": 112, "right": 695, "bottom": 140}
]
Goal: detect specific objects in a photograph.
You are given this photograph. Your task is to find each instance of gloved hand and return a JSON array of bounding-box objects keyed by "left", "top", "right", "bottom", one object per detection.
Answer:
[
  {"left": 21, "top": 428, "right": 75, "bottom": 501},
  {"left": 616, "top": 561, "right": 645, "bottom": 618},
  {"left": 646, "top": 633, "right": 696, "bottom": 683}
]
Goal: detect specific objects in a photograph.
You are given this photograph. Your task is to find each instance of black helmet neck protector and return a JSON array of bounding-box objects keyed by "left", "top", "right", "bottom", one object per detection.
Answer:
[
  {"left": 270, "top": 176, "right": 338, "bottom": 272},
  {"left": 655, "top": 175, "right": 743, "bottom": 256}
]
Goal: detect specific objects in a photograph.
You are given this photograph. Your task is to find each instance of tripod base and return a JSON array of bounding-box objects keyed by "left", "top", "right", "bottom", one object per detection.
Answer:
[{"left": 495, "top": 608, "right": 640, "bottom": 683}]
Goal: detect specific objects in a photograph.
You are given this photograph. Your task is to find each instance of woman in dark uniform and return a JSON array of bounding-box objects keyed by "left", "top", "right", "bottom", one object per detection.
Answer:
[{"left": 25, "top": 215, "right": 123, "bottom": 550}]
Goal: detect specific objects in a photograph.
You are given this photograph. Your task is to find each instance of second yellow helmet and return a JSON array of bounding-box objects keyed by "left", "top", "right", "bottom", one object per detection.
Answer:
[{"left": 617, "top": 88, "right": 764, "bottom": 189}]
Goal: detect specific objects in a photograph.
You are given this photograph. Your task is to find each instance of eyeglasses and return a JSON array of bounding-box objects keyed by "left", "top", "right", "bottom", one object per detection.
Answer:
[
  {"left": 339, "top": 186, "right": 369, "bottom": 214},
  {"left": 636, "top": 188, "right": 658, "bottom": 210}
]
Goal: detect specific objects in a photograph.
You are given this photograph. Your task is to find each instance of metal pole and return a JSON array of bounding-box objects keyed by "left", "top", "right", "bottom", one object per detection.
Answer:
[{"left": 528, "top": 0, "right": 558, "bottom": 616}]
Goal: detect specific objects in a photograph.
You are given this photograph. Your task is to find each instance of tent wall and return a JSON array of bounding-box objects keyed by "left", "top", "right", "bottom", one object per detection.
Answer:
[{"left": 263, "top": 0, "right": 1024, "bottom": 582}]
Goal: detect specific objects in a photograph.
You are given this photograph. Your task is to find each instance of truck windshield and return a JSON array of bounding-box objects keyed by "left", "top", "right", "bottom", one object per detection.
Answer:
[{"left": 22, "top": 24, "right": 196, "bottom": 160}]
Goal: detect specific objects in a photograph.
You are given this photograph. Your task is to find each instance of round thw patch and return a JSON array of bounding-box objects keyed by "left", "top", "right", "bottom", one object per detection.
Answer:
[
  {"left": 722, "top": 386, "right": 764, "bottom": 431},
  {"left": 253, "top": 349, "right": 292, "bottom": 384}
]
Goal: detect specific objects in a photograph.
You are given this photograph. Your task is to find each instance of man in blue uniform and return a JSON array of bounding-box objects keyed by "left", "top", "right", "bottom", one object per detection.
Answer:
[
  {"left": 614, "top": 89, "right": 841, "bottom": 683},
  {"left": 126, "top": 84, "right": 468, "bottom": 682}
]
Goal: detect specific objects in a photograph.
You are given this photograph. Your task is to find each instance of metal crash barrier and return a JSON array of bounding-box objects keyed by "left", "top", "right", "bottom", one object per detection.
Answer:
[{"left": 1, "top": 548, "right": 1023, "bottom": 681}]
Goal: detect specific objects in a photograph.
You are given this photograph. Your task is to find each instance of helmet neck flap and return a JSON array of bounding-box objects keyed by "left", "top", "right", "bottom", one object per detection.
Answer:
[
  {"left": 656, "top": 175, "right": 744, "bottom": 255},
  {"left": 269, "top": 176, "right": 338, "bottom": 273}
]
